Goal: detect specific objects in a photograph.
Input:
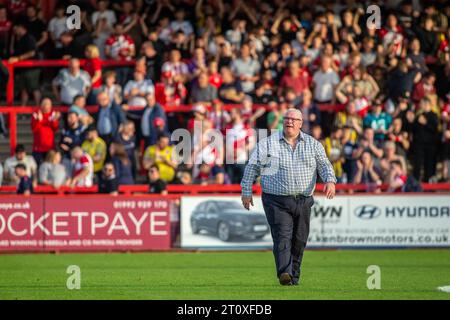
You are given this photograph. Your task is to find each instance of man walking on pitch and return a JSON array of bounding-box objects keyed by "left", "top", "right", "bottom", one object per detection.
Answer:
[{"left": 241, "top": 108, "right": 336, "bottom": 286}]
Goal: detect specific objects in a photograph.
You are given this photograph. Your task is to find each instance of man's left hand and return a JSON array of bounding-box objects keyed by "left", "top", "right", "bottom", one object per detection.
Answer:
[{"left": 324, "top": 182, "right": 336, "bottom": 199}]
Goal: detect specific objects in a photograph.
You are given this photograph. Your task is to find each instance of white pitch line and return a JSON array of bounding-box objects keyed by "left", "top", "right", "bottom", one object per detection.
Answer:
[{"left": 437, "top": 286, "right": 450, "bottom": 293}]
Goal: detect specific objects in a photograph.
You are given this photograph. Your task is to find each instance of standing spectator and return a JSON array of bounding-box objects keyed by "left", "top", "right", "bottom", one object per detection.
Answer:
[
  {"left": 139, "top": 92, "right": 168, "bottom": 147},
  {"left": 154, "top": 64, "right": 188, "bottom": 106},
  {"left": 323, "top": 127, "right": 344, "bottom": 183},
  {"left": 208, "top": 99, "right": 230, "bottom": 133},
  {"left": 411, "top": 72, "right": 436, "bottom": 105},
  {"left": 363, "top": 103, "right": 392, "bottom": 144},
  {"left": 47, "top": 6, "right": 68, "bottom": 51},
  {"left": 225, "top": 108, "right": 256, "bottom": 183},
  {"left": 278, "top": 60, "right": 309, "bottom": 97},
  {"left": 23, "top": 5, "right": 48, "bottom": 58},
  {"left": 0, "top": 6, "right": 12, "bottom": 58},
  {"left": 30, "top": 98, "right": 60, "bottom": 166},
  {"left": 100, "top": 70, "right": 122, "bottom": 105},
  {"left": 442, "top": 98, "right": 450, "bottom": 182},
  {"left": 69, "top": 95, "right": 94, "bottom": 126},
  {"left": 143, "top": 133, "right": 177, "bottom": 183},
  {"left": 68, "top": 146, "right": 94, "bottom": 188},
  {"left": 189, "top": 71, "right": 218, "bottom": 104},
  {"left": 52, "top": 58, "right": 91, "bottom": 105},
  {"left": 123, "top": 70, "right": 154, "bottom": 107},
  {"left": 9, "top": 21, "right": 41, "bottom": 105},
  {"left": 114, "top": 121, "right": 137, "bottom": 178},
  {"left": 92, "top": 0, "right": 116, "bottom": 59},
  {"left": 218, "top": 66, "right": 244, "bottom": 104},
  {"left": 83, "top": 44, "right": 103, "bottom": 105},
  {"left": 59, "top": 111, "right": 87, "bottom": 155},
  {"left": 161, "top": 49, "right": 189, "bottom": 84},
  {"left": 15, "top": 164, "right": 32, "bottom": 195},
  {"left": 312, "top": 56, "right": 340, "bottom": 104},
  {"left": 82, "top": 127, "right": 107, "bottom": 177},
  {"left": 148, "top": 165, "right": 168, "bottom": 195},
  {"left": 3, "top": 144, "right": 37, "bottom": 186},
  {"left": 95, "top": 91, "right": 126, "bottom": 145},
  {"left": 98, "top": 162, "right": 119, "bottom": 195},
  {"left": 38, "top": 150, "right": 67, "bottom": 188},
  {"left": 230, "top": 43, "right": 260, "bottom": 94},
  {"left": 109, "top": 142, "right": 134, "bottom": 185},
  {"left": 412, "top": 97, "right": 439, "bottom": 182},
  {"left": 105, "top": 22, "right": 135, "bottom": 85},
  {"left": 298, "top": 89, "right": 321, "bottom": 134},
  {"left": 136, "top": 41, "right": 163, "bottom": 82}
]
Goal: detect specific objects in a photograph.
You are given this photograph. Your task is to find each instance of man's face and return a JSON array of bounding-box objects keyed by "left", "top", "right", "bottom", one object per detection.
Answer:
[
  {"left": 40, "top": 99, "right": 52, "bottom": 113},
  {"left": 69, "top": 59, "right": 80, "bottom": 72},
  {"left": 67, "top": 113, "right": 79, "bottom": 127},
  {"left": 283, "top": 111, "right": 303, "bottom": 137},
  {"left": 16, "top": 151, "right": 25, "bottom": 161},
  {"left": 158, "top": 137, "right": 169, "bottom": 149},
  {"left": 97, "top": 93, "right": 109, "bottom": 107},
  {"left": 146, "top": 94, "right": 155, "bottom": 106},
  {"left": 103, "top": 164, "right": 115, "bottom": 177}
]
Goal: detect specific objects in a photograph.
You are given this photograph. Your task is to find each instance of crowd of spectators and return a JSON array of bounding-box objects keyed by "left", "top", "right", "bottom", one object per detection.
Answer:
[{"left": 0, "top": 0, "right": 450, "bottom": 194}]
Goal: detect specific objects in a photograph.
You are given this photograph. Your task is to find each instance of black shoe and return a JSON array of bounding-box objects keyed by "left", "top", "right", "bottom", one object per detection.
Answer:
[{"left": 279, "top": 273, "right": 292, "bottom": 286}]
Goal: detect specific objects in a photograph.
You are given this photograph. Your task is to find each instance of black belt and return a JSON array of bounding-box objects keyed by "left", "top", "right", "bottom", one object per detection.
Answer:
[{"left": 262, "top": 192, "right": 310, "bottom": 200}]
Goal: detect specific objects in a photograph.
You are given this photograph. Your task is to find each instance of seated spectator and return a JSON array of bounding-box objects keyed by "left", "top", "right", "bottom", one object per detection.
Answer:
[
  {"left": 109, "top": 142, "right": 134, "bottom": 185},
  {"left": 9, "top": 21, "right": 41, "bottom": 105},
  {"left": 411, "top": 71, "right": 436, "bottom": 105},
  {"left": 380, "top": 141, "right": 407, "bottom": 180},
  {"left": 148, "top": 165, "right": 168, "bottom": 195},
  {"left": 194, "top": 162, "right": 229, "bottom": 185},
  {"left": 3, "top": 144, "right": 37, "bottom": 186},
  {"left": 82, "top": 127, "right": 107, "bottom": 177},
  {"left": 38, "top": 150, "right": 67, "bottom": 188},
  {"left": 100, "top": 71, "right": 123, "bottom": 105},
  {"left": 189, "top": 71, "right": 218, "bottom": 104},
  {"left": 31, "top": 97, "right": 60, "bottom": 165},
  {"left": 353, "top": 127, "right": 384, "bottom": 160},
  {"left": 52, "top": 58, "right": 91, "bottom": 105},
  {"left": 123, "top": 70, "right": 154, "bottom": 107},
  {"left": 114, "top": 121, "right": 137, "bottom": 177},
  {"left": 95, "top": 91, "right": 126, "bottom": 145},
  {"left": 59, "top": 111, "right": 88, "bottom": 159},
  {"left": 254, "top": 69, "right": 276, "bottom": 104},
  {"left": 69, "top": 95, "right": 94, "bottom": 126},
  {"left": 15, "top": 164, "right": 33, "bottom": 195},
  {"left": 68, "top": 146, "right": 94, "bottom": 188},
  {"left": 143, "top": 133, "right": 177, "bottom": 183},
  {"left": 386, "top": 160, "right": 408, "bottom": 193},
  {"left": 353, "top": 151, "right": 383, "bottom": 193},
  {"left": 98, "top": 162, "right": 119, "bottom": 195},
  {"left": 218, "top": 66, "right": 244, "bottom": 104}
]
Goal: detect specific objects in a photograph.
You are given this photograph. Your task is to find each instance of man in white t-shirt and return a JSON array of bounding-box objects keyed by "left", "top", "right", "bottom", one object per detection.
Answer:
[
  {"left": 47, "top": 6, "right": 68, "bottom": 49},
  {"left": 312, "top": 56, "right": 340, "bottom": 103},
  {"left": 124, "top": 70, "right": 154, "bottom": 107},
  {"left": 69, "top": 146, "right": 94, "bottom": 188},
  {"left": 169, "top": 9, "right": 193, "bottom": 38},
  {"left": 52, "top": 58, "right": 92, "bottom": 105}
]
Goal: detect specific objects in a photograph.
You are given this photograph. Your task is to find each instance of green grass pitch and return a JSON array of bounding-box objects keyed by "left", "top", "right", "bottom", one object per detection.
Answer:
[{"left": 0, "top": 249, "right": 449, "bottom": 299}]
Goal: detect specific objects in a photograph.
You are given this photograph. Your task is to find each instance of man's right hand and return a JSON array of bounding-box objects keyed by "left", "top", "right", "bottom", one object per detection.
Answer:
[{"left": 241, "top": 196, "right": 254, "bottom": 211}]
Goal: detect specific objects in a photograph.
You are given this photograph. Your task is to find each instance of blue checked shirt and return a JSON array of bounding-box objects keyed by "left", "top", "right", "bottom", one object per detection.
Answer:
[{"left": 241, "top": 131, "right": 337, "bottom": 197}]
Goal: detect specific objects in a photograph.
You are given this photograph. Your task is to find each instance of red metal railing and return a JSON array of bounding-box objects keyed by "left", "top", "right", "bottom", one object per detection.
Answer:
[{"left": 1, "top": 183, "right": 450, "bottom": 195}]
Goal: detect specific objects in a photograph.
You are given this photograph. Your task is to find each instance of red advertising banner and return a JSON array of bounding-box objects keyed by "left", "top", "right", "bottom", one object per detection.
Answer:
[
  {"left": 0, "top": 196, "right": 172, "bottom": 252},
  {"left": 0, "top": 197, "right": 45, "bottom": 252}
]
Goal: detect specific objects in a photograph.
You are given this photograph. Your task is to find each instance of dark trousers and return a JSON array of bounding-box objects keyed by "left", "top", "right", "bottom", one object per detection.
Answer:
[
  {"left": 413, "top": 144, "right": 436, "bottom": 182},
  {"left": 261, "top": 192, "right": 314, "bottom": 284}
]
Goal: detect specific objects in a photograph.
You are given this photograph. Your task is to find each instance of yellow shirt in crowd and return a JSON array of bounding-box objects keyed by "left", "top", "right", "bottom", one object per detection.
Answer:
[
  {"left": 82, "top": 137, "right": 107, "bottom": 173},
  {"left": 143, "top": 145, "right": 175, "bottom": 182}
]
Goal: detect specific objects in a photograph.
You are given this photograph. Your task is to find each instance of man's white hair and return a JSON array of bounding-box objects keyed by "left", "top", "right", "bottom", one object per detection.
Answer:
[{"left": 284, "top": 108, "right": 302, "bottom": 119}]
